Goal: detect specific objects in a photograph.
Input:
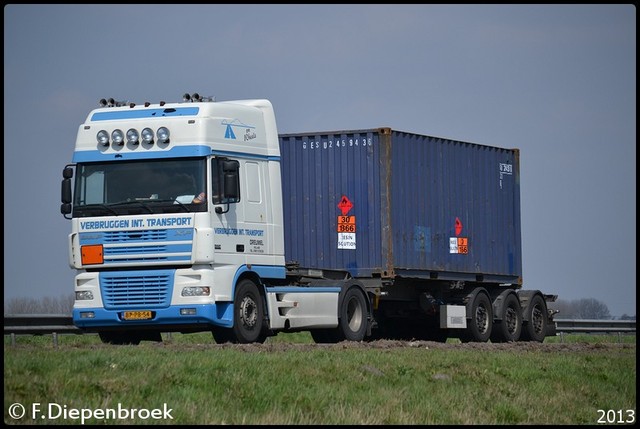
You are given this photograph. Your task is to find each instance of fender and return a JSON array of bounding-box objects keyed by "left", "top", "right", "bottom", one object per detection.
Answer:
[
  {"left": 516, "top": 289, "right": 542, "bottom": 323},
  {"left": 491, "top": 289, "right": 518, "bottom": 322},
  {"left": 464, "top": 287, "right": 490, "bottom": 319}
]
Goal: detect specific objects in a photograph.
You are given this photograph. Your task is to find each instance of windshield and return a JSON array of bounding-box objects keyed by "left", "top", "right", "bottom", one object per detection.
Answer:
[{"left": 73, "top": 158, "right": 207, "bottom": 217}]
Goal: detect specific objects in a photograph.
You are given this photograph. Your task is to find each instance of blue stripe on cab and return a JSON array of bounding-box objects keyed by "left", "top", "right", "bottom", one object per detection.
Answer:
[{"left": 91, "top": 107, "right": 200, "bottom": 121}]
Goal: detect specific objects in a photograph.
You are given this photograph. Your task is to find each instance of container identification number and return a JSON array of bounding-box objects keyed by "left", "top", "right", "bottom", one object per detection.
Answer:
[{"left": 302, "top": 137, "right": 372, "bottom": 150}]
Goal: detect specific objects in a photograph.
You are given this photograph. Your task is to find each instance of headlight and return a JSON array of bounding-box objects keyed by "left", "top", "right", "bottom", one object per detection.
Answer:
[
  {"left": 76, "top": 291, "right": 94, "bottom": 300},
  {"left": 182, "top": 286, "right": 211, "bottom": 297}
]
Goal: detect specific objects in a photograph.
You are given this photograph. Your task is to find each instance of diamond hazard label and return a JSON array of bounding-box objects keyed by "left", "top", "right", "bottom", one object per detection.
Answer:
[
  {"left": 455, "top": 217, "right": 463, "bottom": 236},
  {"left": 337, "top": 195, "right": 353, "bottom": 216}
]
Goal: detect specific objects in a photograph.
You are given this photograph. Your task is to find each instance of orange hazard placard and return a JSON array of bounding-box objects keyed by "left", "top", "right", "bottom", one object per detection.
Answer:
[
  {"left": 337, "top": 216, "right": 356, "bottom": 233},
  {"left": 81, "top": 244, "right": 104, "bottom": 265},
  {"left": 457, "top": 238, "right": 468, "bottom": 254}
]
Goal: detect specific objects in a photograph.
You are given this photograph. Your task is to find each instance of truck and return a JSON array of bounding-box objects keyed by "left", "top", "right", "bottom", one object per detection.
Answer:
[{"left": 60, "top": 94, "right": 557, "bottom": 345}]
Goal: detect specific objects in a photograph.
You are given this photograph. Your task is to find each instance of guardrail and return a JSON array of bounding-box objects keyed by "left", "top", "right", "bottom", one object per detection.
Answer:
[
  {"left": 4, "top": 315, "right": 636, "bottom": 346},
  {"left": 4, "top": 314, "right": 81, "bottom": 346},
  {"left": 4, "top": 314, "right": 80, "bottom": 334},
  {"left": 554, "top": 318, "right": 636, "bottom": 343},
  {"left": 554, "top": 319, "right": 636, "bottom": 333}
]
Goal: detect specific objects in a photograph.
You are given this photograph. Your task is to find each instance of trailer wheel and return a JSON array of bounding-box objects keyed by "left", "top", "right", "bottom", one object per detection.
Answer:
[
  {"left": 491, "top": 293, "right": 522, "bottom": 342},
  {"left": 461, "top": 291, "right": 493, "bottom": 342},
  {"left": 231, "top": 279, "right": 267, "bottom": 344},
  {"left": 521, "top": 294, "right": 547, "bottom": 342}
]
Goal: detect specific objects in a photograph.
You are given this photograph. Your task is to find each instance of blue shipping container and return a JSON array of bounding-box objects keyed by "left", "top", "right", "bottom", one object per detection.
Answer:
[{"left": 278, "top": 128, "right": 522, "bottom": 285}]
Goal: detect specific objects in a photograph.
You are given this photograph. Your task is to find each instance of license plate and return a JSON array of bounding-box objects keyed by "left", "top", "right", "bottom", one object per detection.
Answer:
[{"left": 123, "top": 310, "right": 152, "bottom": 320}]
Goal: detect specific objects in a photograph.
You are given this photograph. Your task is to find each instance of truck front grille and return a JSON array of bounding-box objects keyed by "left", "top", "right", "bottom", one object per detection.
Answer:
[{"left": 100, "top": 270, "right": 173, "bottom": 309}]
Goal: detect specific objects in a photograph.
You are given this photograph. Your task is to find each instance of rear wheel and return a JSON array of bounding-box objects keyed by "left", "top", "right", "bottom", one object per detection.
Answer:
[
  {"left": 461, "top": 291, "right": 493, "bottom": 342},
  {"left": 310, "top": 287, "right": 368, "bottom": 343},
  {"left": 340, "top": 287, "right": 368, "bottom": 341},
  {"left": 491, "top": 293, "right": 522, "bottom": 342},
  {"left": 521, "top": 294, "right": 547, "bottom": 342}
]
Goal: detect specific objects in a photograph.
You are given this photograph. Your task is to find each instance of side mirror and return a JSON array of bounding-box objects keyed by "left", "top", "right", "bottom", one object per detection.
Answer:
[
  {"left": 214, "top": 159, "right": 240, "bottom": 214},
  {"left": 60, "top": 203, "right": 72, "bottom": 215},
  {"left": 61, "top": 178, "right": 72, "bottom": 204},
  {"left": 224, "top": 172, "right": 239, "bottom": 200},
  {"left": 221, "top": 160, "right": 240, "bottom": 202},
  {"left": 61, "top": 166, "right": 74, "bottom": 217},
  {"left": 63, "top": 166, "right": 73, "bottom": 179}
]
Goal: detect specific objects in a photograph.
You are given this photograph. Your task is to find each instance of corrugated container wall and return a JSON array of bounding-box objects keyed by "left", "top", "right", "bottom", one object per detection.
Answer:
[{"left": 278, "top": 128, "right": 522, "bottom": 285}]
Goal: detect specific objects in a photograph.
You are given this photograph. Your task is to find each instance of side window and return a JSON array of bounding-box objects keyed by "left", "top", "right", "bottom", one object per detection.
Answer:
[
  {"left": 211, "top": 157, "right": 240, "bottom": 205},
  {"left": 84, "top": 170, "right": 105, "bottom": 204},
  {"left": 245, "top": 161, "right": 261, "bottom": 203}
]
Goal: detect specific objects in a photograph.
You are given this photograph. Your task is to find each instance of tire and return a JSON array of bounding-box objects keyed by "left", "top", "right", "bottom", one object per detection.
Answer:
[
  {"left": 311, "top": 286, "right": 369, "bottom": 343},
  {"left": 491, "top": 293, "right": 522, "bottom": 343},
  {"left": 99, "top": 332, "right": 142, "bottom": 345},
  {"left": 521, "top": 294, "right": 547, "bottom": 342},
  {"left": 461, "top": 291, "right": 493, "bottom": 343},
  {"left": 338, "top": 287, "right": 368, "bottom": 342},
  {"left": 231, "top": 279, "right": 267, "bottom": 344}
]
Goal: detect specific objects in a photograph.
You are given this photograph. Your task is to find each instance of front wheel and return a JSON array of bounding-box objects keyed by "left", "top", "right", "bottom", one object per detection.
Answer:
[
  {"left": 232, "top": 279, "right": 267, "bottom": 344},
  {"left": 212, "top": 279, "right": 267, "bottom": 344}
]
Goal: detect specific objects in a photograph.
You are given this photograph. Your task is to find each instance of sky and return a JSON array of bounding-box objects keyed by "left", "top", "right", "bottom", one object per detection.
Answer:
[{"left": 3, "top": 4, "right": 636, "bottom": 318}]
